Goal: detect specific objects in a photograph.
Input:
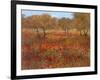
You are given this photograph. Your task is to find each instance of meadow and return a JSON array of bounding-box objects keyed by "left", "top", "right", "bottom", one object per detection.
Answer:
[{"left": 21, "top": 29, "right": 90, "bottom": 69}]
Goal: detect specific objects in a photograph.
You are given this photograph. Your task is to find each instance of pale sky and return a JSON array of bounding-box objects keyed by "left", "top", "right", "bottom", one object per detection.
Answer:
[{"left": 22, "top": 10, "right": 74, "bottom": 19}]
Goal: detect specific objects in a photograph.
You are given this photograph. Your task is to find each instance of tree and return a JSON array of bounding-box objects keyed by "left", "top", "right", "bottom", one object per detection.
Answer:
[
  {"left": 22, "top": 14, "right": 58, "bottom": 39},
  {"left": 73, "top": 13, "right": 90, "bottom": 36},
  {"left": 31, "top": 15, "right": 41, "bottom": 37},
  {"left": 39, "top": 14, "right": 55, "bottom": 38},
  {"left": 59, "top": 18, "right": 71, "bottom": 36},
  {"left": 22, "top": 16, "right": 33, "bottom": 29}
]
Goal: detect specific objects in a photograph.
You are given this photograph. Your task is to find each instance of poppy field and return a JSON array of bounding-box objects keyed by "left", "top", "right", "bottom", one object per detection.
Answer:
[{"left": 21, "top": 29, "right": 90, "bottom": 69}]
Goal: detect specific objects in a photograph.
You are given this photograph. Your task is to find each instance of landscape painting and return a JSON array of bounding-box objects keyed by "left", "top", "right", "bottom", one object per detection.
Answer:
[{"left": 21, "top": 10, "right": 90, "bottom": 70}]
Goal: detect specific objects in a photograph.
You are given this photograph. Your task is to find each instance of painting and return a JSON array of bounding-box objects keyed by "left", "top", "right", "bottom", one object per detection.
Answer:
[
  {"left": 21, "top": 10, "right": 90, "bottom": 69},
  {"left": 11, "top": 0, "right": 97, "bottom": 79}
]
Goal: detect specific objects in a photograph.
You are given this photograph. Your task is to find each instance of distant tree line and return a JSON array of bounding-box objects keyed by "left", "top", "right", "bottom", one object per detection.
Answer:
[{"left": 22, "top": 12, "right": 90, "bottom": 38}]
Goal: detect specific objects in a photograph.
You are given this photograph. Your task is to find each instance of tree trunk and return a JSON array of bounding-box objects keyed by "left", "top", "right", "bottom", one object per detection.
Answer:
[
  {"left": 36, "top": 28, "right": 41, "bottom": 39},
  {"left": 83, "top": 30, "right": 88, "bottom": 36},
  {"left": 80, "top": 30, "right": 83, "bottom": 36},
  {"left": 64, "top": 29, "right": 67, "bottom": 36},
  {"left": 36, "top": 28, "right": 44, "bottom": 53},
  {"left": 42, "top": 28, "right": 46, "bottom": 39}
]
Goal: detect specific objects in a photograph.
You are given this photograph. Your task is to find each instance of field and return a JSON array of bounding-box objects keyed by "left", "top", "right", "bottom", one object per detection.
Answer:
[{"left": 21, "top": 29, "right": 90, "bottom": 70}]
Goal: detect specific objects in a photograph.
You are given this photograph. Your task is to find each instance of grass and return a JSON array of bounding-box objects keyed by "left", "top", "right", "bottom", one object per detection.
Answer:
[{"left": 21, "top": 29, "right": 90, "bottom": 70}]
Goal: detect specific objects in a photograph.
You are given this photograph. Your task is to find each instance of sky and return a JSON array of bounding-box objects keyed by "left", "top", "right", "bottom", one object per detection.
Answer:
[{"left": 22, "top": 10, "right": 74, "bottom": 19}]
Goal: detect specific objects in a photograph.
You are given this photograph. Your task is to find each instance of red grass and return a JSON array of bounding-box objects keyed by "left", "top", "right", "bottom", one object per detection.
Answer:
[{"left": 21, "top": 31, "right": 90, "bottom": 69}]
